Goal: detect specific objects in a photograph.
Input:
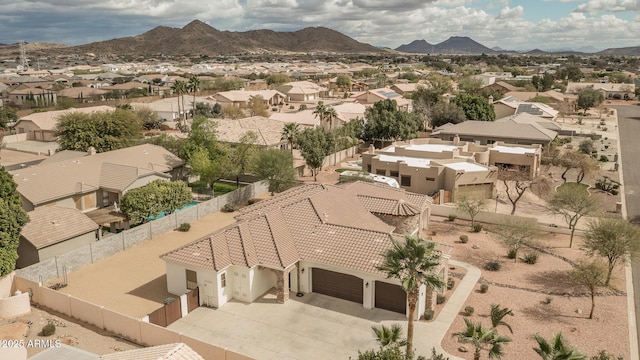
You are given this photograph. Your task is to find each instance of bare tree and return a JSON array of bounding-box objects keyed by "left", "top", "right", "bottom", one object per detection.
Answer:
[
  {"left": 548, "top": 184, "right": 599, "bottom": 248},
  {"left": 498, "top": 167, "right": 550, "bottom": 215},
  {"left": 495, "top": 217, "right": 540, "bottom": 263},
  {"left": 456, "top": 196, "right": 487, "bottom": 230},
  {"left": 571, "top": 259, "right": 607, "bottom": 319}
]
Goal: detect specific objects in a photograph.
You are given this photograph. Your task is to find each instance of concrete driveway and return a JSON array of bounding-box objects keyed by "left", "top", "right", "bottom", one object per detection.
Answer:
[{"left": 168, "top": 260, "right": 478, "bottom": 360}]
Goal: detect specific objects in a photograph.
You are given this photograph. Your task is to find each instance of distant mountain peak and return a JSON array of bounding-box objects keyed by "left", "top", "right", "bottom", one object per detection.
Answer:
[{"left": 395, "top": 36, "right": 493, "bottom": 54}]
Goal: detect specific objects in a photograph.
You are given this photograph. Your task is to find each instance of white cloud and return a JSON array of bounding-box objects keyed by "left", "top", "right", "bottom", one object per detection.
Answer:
[{"left": 574, "top": 0, "right": 640, "bottom": 13}]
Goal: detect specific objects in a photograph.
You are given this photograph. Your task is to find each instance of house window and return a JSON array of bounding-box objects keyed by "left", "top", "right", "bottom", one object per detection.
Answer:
[
  {"left": 376, "top": 169, "right": 386, "bottom": 176},
  {"left": 400, "top": 175, "right": 412, "bottom": 187},
  {"left": 186, "top": 269, "right": 197, "bottom": 290},
  {"left": 487, "top": 139, "right": 496, "bottom": 144},
  {"left": 221, "top": 273, "right": 226, "bottom": 288},
  {"left": 426, "top": 177, "right": 435, "bottom": 181},
  {"left": 390, "top": 171, "right": 399, "bottom": 178}
]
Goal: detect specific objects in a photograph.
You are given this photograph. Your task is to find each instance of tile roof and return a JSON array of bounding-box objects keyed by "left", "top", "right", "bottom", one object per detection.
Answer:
[
  {"left": 269, "top": 110, "right": 319, "bottom": 127},
  {"left": 162, "top": 182, "right": 429, "bottom": 274},
  {"left": 216, "top": 116, "right": 287, "bottom": 146},
  {"left": 10, "top": 144, "right": 182, "bottom": 206},
  {"left": 15, "top": 106, "right": 115, "bottom": 131},
  {"left": 434, "top": 120, "right": 557, "bottom": 142},
  {"left": 101, "top": 343, "right": 204, "bottom": 360},
  {"left": 21, "top": 206, "right": 98, "bottom": 249}
]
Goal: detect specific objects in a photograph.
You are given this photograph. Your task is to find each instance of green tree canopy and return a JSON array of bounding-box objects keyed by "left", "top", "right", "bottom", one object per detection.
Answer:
[
  {"left": 120, "top": 180, "right": 191, "bottom": 225},
  {"left": 0, "top": 107, "right": 17, "bottom": 130},
  {"left": 336, "top": 74, "right": 352, "bottom": 90},
  {"left": 266, "top": 73, "right": 291, "bottom": 86},
  {"left": 533, "top": 333, "right": 586, "bottom": 360},
  {"left": 548, "top": 183, "right": 599, "bottom": 247},
  {"left": 251, "top": 148, "right": 297, "bottom": 193},
  {"left": 363, "top": 99, "right": 423, "bottom": 143},
  {"left": 0, "top": 167, "right": 29, "bottom": 276},
  {"left": 297, "top": 126, "right": 333, "bottom": 181},
  {"left": 430, "top": 101, "right": 467, "bottom": 128},
  {"left": 577, "top": 87, "right": 604, "bottom": 114},
  {"left": 451, "top": 93, "right": 496, "bottom": 121},
  {"left": 55, "top": 108, "right": 143, "bottom": 153}
]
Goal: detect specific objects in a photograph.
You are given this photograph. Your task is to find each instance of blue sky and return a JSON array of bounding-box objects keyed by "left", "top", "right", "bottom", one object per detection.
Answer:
[{"left": 0, "top": 0, "right": 638, "bottom": 52}]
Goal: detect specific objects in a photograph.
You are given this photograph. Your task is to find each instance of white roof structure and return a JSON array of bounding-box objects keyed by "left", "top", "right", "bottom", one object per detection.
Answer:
[
  {"left": 492, "top": 145, "right": 538, "bottom": 155},
  {"left": 404, "top": 144, "right": 458, "bottom": 152},
  {"left": 378, "top": 154, "right": 432, "bottom": 168},
  {"left": 443, "top": 162, "right": 488, "bottom": 172}
]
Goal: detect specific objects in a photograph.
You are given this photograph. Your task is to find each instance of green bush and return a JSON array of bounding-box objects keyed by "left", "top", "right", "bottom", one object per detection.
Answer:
[
  {"left": 42, "top": 323, "right": 55, "bottom": 336},
  {"left": 459, "top": 235, "right": 469, "bottom": 243},
  {"left": 178, "top": 223, "right": 191, "bottom": 232},
  {"left": 447, "top": 278, "right": 455, "bottom": 290},
  {"left": 523, "top": 253, "right": 539, "bottom": 264},
  {"left": 507, "top": 248, "right": 517, "bottom": 259},
  {"left": 436, "top": 294, "right": 446, "bottom": 304},
  {"left": 599, "top": 155, "right": 609, "bottom": 162},
  {"left": 464, "top": 306, "right": 474, "bottom": 316},
  {"left": 448, "top": 214, "right": 457, "bottom": 222},
  {"left": 424, "top": 309, "right": 435, "bottom": 320},
  {"left": 479, "top": 283, "right": 489, "bottom": 293},
  {"left": 611, "top": 189, "right": 619, "bottom": 195},
  {"left": 472, "top": 223, "right": 483, "bottom": 232},
  {"left": 484, "top": 261, "right": 501, "bottom": 271},
  {"left": 222, "top": 203, "right": 236, "bottom": 212}
]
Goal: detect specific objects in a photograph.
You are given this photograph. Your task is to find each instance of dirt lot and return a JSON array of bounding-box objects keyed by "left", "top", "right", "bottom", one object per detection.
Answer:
[{"left": 428, "top": 217, "right": 629, "bottom": 360}]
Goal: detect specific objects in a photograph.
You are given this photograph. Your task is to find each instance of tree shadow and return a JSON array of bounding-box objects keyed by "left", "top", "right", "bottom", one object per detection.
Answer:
[
  {"left": 525, "top": 270, "right": 580, "bottom": 294},
  {"left": 520, "top": 304, "right": 583, "bottom": 325}
]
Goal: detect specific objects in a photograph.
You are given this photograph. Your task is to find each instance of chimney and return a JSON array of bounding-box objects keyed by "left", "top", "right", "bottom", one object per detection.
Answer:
[
  {"left": 453, "top": 134, "right": 460, "bottom": 145},
  {"left": 87, "top": 146, "right": 96, "bottom": 155},
  {"left": 369, "top": 144, "right": 375, "bottom": 154}
]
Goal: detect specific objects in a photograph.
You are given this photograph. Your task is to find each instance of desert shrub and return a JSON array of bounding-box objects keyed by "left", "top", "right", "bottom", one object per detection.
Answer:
[
  {"left": 222, "top": 203, "right": 236, "bottom": 212},
  {"left": 447, "top": 278, "right": 455, "bottom": 290},
  {"left": 544, "top": 296, "right": 553, "bottom": 305},
  {"left": 448, "top": 214, "right": 457, "bottom": 222},
  {"left": 436, "top": 294, "right": 446, "bottom": 304},
  {"left": 464, "top": 306, "right": 475, "bottom": 316},
  {"left": 459, "top": 235, "right": 469, "bottom": 243},
  {"left": 611, "top": 189, "right": 619, "bottom": 195},
  {"left": 507, "top": 248, "right": 517, "bottom": 259},
  {"left": 523, "top": 252, "right": 539, "bottom": 264},
  {"left": 247, "top": 198, "right": 256, "bottom": 205},
  {"left": 472, "top": 223, "right": 483, "bottom": 232},
  {"left": 599, "top": 155, "right": 609, "bottom": 162},
  {"left": 424, "top": 309, "right": 435, "bottom": 320},
  {"left": 480, "top": 283, "right": 489, "bottom": 293},
  {"left": 485, "top": 260, "right": 501, "bottom": 271},
  {"left": 158, "top": 123, "right": 171, "bottom": 131},
  {"left": 42, "top": 323, "right": 56, "bottom": 336},
  {"left": 178, "top": 223, "right": 191, "bottom": 232}
]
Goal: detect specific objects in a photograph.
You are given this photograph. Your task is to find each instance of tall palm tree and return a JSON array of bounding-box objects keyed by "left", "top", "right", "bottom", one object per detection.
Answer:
[
  {"left": 371, "top": 324, "right": 407, "bottom": 348},
  {"left": 172, "top": 80, "right": 188, "bottom": 125},
  {"left": 533, "top": 333, "right": 586, "bottom": 360},
  {"left": 312, "top": 101, "right": 327, "bottom": 128},
  {"left": 281, "top": 122, "right": 300, "bottom": 153},
  {"left": 453, "top": 318, "right": 511, "bottom": 360},
  {"left": 490, "top": 304, "right": 514, "bottom": 334},
  {"left": 188, "top": 75, "right": 201, "bottom": 118},
  {"left": 324, "top": 106, "right": 338, "bottom": 130},
  {"left": 377, "top": 235, "right": 444, "bottom": 359}
]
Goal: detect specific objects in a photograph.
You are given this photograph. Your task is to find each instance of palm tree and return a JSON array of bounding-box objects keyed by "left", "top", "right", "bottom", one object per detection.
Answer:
[
  {"left": 371, "top": 324, "right": 407, "bottom": 348},
  {"left": 312, "top": 101, "right": 327, "bottom": 128},
  {"left": 171, "top": 80, "right": 188, "bottom": 125},
  {"left": 490, "top": 304, "right": 514, "bottom": 334},
  {"left": 533, "top": 333, "right": 586, "bottom": 360},
  {"left": 453, "top": 318, "right": 511, "bottom": 360},
  {"left": 324, "top": 106, "right": 338, "bottom": 130},
  {"left": 188, "top": 75, "right": 201, "bottom": 118},
  {"left": 377, "top": 235, "right": 444, "bottom": 359},
  {"left": 281, "top": 122, "right": 300, "bottom": 153}
]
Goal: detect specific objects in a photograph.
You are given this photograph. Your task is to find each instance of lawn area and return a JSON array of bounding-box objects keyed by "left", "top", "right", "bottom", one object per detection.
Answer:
[{"left": 190, "top": 180, "right": 244, "bottom": 197}]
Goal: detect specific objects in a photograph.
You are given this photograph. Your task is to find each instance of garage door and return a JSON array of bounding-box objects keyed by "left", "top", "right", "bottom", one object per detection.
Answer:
[
  {"left": 312, "top": 268, "right": 363, "bottom": 304},
  {"left": 375, "top": 281, "right": 406, "bottom": 314}
]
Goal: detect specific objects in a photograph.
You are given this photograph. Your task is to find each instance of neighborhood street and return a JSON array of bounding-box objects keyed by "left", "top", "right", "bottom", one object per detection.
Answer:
[{"left": 612, "top": 104, "right": 640, "bottom": 358}]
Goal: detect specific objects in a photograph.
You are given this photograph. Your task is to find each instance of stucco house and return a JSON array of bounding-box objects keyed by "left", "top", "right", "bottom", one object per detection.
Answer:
[
  {"left": 493, "top": 96, "right": 559, "bottom": 120},
  {"left": 13, "top": 106, "right": 115, "bottom": 142},
  {"left": 431, "top": 118, "right": 557, "bottom": 148},
  {"left": 17, "top": 206, "right": 99, "bottom": 268},
  {"left": 161, "top": 182, "right": 448, "bottom": 319},
  {"left": 213, "top": 90, "right": 288, "bottom": 108},
  {"left": 565, "top": 82, "right": 635, "bottom": 100},
  {"left": 362, "top": 138, "right": 542, "bottom": 200},
  {"left": 277, "top": 81, "right": 329, "bottom": 102},
  {"left": 350, "top": 88, "right": 412, "bottom": 112},
  {"left": 10, "top": 144, "right": 184, "bottom": 213}
]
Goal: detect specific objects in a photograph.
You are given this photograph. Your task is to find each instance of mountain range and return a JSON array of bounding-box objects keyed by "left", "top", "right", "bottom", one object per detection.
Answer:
[
  {"left": 65, "top": 20, "right": 381, "bottom": 56},
  {"left": 3, "top": 20, "right": 639, "bottom": 57}
]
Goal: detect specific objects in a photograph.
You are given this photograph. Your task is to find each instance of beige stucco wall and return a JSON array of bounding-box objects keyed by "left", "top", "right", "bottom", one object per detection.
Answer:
[
  {"left": 37, "top": 231, "right": 98, "bottom": 264},
  {"left": 16, "top": 239, "right": 40, "bottom": 269},
  {"left": 249, "top": 266, "right": 277, "bottom": 302},
  {"left": 165, "top": 261, "right": 219, "bottom": 307}
]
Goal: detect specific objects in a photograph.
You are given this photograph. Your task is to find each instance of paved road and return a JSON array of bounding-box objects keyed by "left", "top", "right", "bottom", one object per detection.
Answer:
[{"left": 612, "top": 104, "right": 640, "bottom": 359}]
